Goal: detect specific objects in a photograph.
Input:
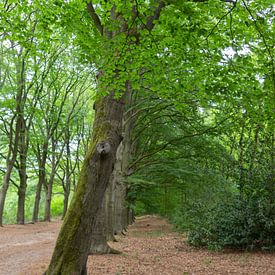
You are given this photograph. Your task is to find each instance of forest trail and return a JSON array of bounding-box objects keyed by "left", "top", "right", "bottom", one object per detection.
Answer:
[{"left": 0, "top": 216, "right": 275, "bottom": 275}]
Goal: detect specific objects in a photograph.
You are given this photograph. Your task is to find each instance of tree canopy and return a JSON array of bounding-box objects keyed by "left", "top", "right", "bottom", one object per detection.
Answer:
[{"left": 0, "top": 0, "right": 274, "bottom": 273}]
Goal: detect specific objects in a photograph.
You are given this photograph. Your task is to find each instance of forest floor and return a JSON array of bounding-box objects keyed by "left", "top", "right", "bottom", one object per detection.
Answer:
[{"left": 0, "top": 216, "right": 275, "bottom": 274}]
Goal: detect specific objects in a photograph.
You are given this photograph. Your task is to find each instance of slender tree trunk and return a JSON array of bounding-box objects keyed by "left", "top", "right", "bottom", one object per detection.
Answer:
[
  {"left": 62, "top": 129, "right": 72, "bottom": 219},
  {"left": 17, "top": 161, "right": 27, "bottom": 224},
  {"left": 0, "top": 163, "right": 14, "bottom": 226},
  {"left": 238, "top": 119, "right": 246, "bottom": 193},
  {"left": 17, "top": 118, "right": 28, "bottom": 224},
  {"left": 269, "top": 131, "right": 275, "bottom": 201},
  {"left": 62, "top": 185, "right": 70, "bottom": 220},
  {"left": 44, "top": 180, "right": 53, "bottom": 222},
  {"left": 32, "top": 167, "right": 46, "bottom": 222},
  {"left": 33, "top": 141, "right": 48, "bottom": 222},
  {"left": 247, "top": 126, "right": 260, "bottom": 183},
  {"left": 46, "top": 92, "right": 124, "bottom": 274},
  {"left": 44, "top": 138, "right": 58, "bottom": 222}
]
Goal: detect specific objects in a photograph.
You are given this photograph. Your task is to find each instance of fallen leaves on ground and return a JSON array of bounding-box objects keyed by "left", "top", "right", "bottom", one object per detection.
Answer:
[{"left": 0, "top": 215, "right": 274, "bottom": 274}]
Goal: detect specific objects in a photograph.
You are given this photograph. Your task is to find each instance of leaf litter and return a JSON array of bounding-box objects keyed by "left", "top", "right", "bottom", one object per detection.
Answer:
[{"left": 0, "top": 215, "right": 274, "bottom": 274}]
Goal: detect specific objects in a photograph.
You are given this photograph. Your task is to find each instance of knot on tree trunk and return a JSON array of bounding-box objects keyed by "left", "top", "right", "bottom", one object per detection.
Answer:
[{"left": 96, "top": 141, "right": 111, "bottom": 155}]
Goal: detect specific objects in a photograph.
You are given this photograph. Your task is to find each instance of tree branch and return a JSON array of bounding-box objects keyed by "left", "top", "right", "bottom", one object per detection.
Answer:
[
  {"left": 145, "top": 1, "right": 165, "bottom": 31},
  {"left": 86, "top": 1, "right": 103, "bottom": 35}
]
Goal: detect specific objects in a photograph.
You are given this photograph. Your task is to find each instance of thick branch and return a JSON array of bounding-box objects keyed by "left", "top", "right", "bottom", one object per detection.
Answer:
[
  {"left": 146, "top": 1, "right": 165, "bottom": 31},
  {"left": 144, "top": 0, "right": 234, "bottom": 32},
  {"left": 87, "top": 2, "right": 103, "bottom": 35}
]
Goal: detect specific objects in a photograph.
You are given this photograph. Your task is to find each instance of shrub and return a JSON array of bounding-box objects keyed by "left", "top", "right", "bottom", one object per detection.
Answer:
[
  {"left": 188, "top": 195, "right": 275, "bottom": 250},
  {"left": 171, "top": 201, "right": 208, "bottom": 232}
]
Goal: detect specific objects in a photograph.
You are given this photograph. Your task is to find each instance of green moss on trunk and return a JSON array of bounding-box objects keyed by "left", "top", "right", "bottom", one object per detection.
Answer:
[{"left": 46, "top": 94, "right": 124, "bottom": 274}]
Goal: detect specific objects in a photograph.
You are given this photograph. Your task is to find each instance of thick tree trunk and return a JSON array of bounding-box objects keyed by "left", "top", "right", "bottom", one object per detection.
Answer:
[
  {"left": 114, "top": 181, "right": 127, "bottom": 234},
  {"left": 45, "top": 92, "right": 124, "bottom": 274},
  {"left": 105, "top": 179, "right": 116, "bottom": 241},
  {"left": 89, "top": 197, "right": 120, "bottom": 254}
]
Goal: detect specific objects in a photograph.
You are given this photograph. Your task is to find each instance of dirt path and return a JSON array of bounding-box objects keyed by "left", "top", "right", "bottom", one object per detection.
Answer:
[{"left": 0, "top": 216, "right": 275, "bottom": 274}]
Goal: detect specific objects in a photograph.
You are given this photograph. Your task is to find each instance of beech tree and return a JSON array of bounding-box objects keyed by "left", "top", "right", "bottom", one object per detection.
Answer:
[
  {"left": 1, "top": 0, "right": 274, "bottom": 272},
  {"left": 46, "top": 0, "right": 265, "bottom": 273}
]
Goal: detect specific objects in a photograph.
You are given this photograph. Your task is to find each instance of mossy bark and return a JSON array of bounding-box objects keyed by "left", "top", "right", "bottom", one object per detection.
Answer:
[{"left": 45, "top": 93, "right": 124, "bottom": 274}]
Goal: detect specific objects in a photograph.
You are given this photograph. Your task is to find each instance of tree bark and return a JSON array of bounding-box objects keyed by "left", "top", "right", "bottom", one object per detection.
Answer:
[
  {"left": 105, "top": 179, "right": 116, "bottom": 241},
  {"left": 45, "top": 92, "right": 124, "bottom": 274},
  {"left": 32, "top": 141, "right": 48, "bottom": 222},
  {"left": 0, "top": 163, "right": 15, "bottom": 226},
  {"left": 17, "top": 117, "right": 28, "bottom": 224},
  {"left": 32, "top": 164, "right": 46, "bottom": 222},
  {"left": 17, "top": 155, "right": 27, "bottom": 224},
  {"left": 46, "top": 0, "right": 165, "bottom": 272},
  {"left": 89, "top": 195, "right": 120, "bottom": 254}
]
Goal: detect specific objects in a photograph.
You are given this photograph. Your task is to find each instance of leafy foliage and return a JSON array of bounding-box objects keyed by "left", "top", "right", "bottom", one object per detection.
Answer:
[{"left": 188, "top": 195, "right": 275, "bottom": 250}]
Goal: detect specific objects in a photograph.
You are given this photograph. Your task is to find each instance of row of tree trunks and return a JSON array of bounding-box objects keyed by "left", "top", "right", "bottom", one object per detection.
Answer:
[
  {"left": 46, "top": 92, "right": 125, "bottom": 274},
  {"left": 46, "top": 0, "right": 164, "bottom": 271},
  {"left": 87, "top": 82, "right": 137, "bottom": 254}
]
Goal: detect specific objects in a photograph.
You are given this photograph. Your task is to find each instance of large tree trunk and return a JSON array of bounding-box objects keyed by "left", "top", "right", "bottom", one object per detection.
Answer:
[
  {"left": 45, "top": 92, "right": 124, "bottom": 274},
  {"left": 46, "top": 1, "right": 164, "bottom": 272},
  {"left": 105, "top": 179, "right": 116, "bottom": 241},
  {"left": 113, "top": 181, "right": 127, "bottom": 234},
  {"left": 89, "top": 196, "right": 120, "bottom": 255}
]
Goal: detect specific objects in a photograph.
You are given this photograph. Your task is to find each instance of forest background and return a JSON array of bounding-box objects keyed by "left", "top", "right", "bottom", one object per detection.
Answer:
[{"left": 0, "top": 0, "right": 275, "bottom": 268}]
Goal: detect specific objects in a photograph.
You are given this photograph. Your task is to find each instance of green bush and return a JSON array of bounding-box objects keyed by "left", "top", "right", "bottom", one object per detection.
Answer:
[
  {"left": 188, "top": 195, "right": 275, "bottom": 250},
  {"left": 171, "top": 201, "right": 208, "bottom": 232}
]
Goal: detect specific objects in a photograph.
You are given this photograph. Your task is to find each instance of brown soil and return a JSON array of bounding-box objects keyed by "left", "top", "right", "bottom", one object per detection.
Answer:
[{"left": 0, "top": 215, "right": 275, "bottom": 274}]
